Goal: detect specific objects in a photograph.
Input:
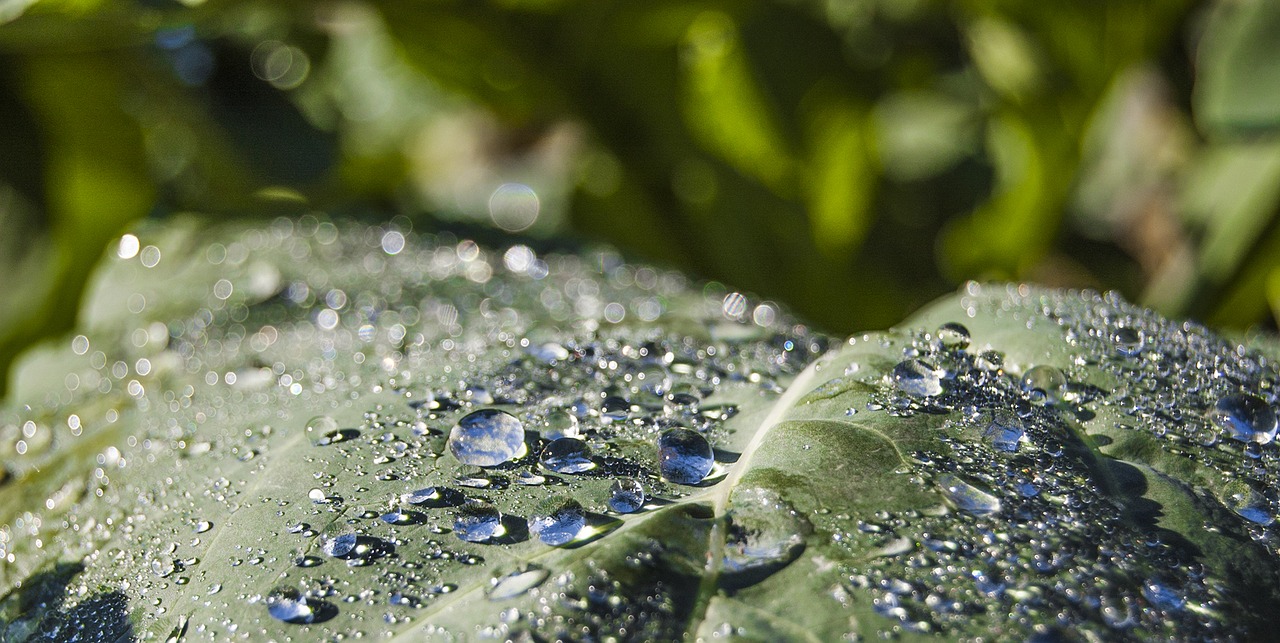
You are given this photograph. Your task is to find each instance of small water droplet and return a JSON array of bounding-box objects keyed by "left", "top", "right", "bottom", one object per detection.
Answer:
[
  {"left": 448, "top": 409, "right": 526, "bottom": 466},
  {"left": 454, "top": 501, "right": 503, "bottom": 543},
  {"left": 529, "top": 495, "right": 586, "bottom": 546},
  {"left": 1209, "top": 393, "right": 1277, "bottom": 445},
  {"left": 892, "top": 359, "right": 942, "bottom": 397},
  {"left": 657, "top": 428, "right": 714, "bottom": 485},
  {"left": 193, "top": 520, "right": 213, "bottom": 534},
  {"left": 539, "top": 438, "right": 594, "bottom": 473},
  {"left": 608, "top": 478, "right": 645, "bottom": 514}
]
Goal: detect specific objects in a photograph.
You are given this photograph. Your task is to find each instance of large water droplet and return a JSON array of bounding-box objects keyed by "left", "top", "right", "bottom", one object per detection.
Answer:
[
  {"left": 657, "top": 428, "right": 714, "bottom": 485},
  {"left": 488, "top": 566, "right": 551, "bottom": 601},
  {"left": 321, "top": 532, "right": 357, "bottom": 557},
  {"left": 1020, "top": 365, "right": 1066, "bottom": 404},
  {"left": 937, "top": 474, "right": 1001, "bottom": 516},
  {"left": 1112, "top": 326, "right": 1144, "bottom": 357},
  {"left": 401, "top": 487, "right": 439, "bottom": 505},
  {"left": 539, "top": 409, "right": 579, "bottom": 441},
  {"left": 722, "top": 488, "right": 810, "bottom": 588},
  {"left": 539, "top": 438, "right": 594, "bottom": 473},
  {"left": 892, "top": 359, "right": 942, "bottom": 397},
  {"left": 454, "top": 500, "right": 503, "bottom": 542},
  {"left": 266, "top": 587, "right": 314, "bottom": 624},
  {"left": 1222, "top": 479, "right": 1275, "bottom": 525},
  {"left": 936, "top": 322, "right": 971, "bottom": 350},
  {"left": 981, "top": 410, "right": 1025, "bottom": 453},
  {"left": 448, "top": 409, "right": 526, "bottom": 466},
  {"left": 608, "top": 478, "right": 645, "bottom": 513},
  {"left": 1209, "top": 393, "right": 1277, "bottom": 445},
  {"left": 528, "top": 495, "right": 586, "bottom": 546}
]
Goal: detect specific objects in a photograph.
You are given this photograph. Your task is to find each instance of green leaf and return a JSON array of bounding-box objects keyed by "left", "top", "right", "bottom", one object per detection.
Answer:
[{"left": 3, "top": 221, "right": 1280, "bottom": 640}]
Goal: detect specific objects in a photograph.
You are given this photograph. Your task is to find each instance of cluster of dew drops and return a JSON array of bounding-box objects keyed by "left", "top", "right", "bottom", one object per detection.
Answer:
[
  {"left": 0, "top": 219, "right": 823, "bottom": 637},
  {"left": 267, "top": 335, "right": 823, "bottom": 626},
  {"left": 827, "top": 285, "right": 1277, "bottom": 640},
  {"left": 239, "top": 248, "right": 824, "bottom": 625}
]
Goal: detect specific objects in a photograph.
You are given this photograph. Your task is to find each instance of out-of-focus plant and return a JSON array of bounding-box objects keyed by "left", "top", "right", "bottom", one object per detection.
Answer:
[{"left": 2, "top": 0, "right": 1279, "bottom": 396}]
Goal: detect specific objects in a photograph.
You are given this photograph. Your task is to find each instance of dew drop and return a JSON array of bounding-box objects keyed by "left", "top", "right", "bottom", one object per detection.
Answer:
[
  {"left": 488, "top": 566, "right": 551, "bottom": 601},
  {"left": 937, "top": 474, "right": 1001, "bottom": 516},
  {"left": 1111, "top": 326, "right": 1144, "bottom": 357},
  {"left": 980, "top": 410, "right": 1025, "bottom": 453},
  {"left": 1020, "top": 365, "right": 1066, "bottom": 404},
  {"left": 657, "top": 428, "right": 714, "bottom": 485},
  {"left": 401, "top": 487, "right": 439, "bottom": 505},
  {"left": 448, "top": 409, "right": 526, "bottom": 467},
  {"left": 266, "top": 587, "right": 314, "bottom": 624},
  {"left": 454, "top": 500, "right": 503, "bottom": 543},
  {"left": 529, "top": 495, "right": 586, "bottom": 546},
  {"left": 193, "top": 520, "right": 213, "bottom": 534},
  {"left": 608, "top": 478, "right": 645, "bottom": 514},
  {"left": 892, "top": 359, "right": 942, "bottom": 397},
  {"left": 1209, "top": 393, "right": 1277, "bottom": 445},
  {"left": 528, "top": 342, "right": 569, "bottom": 364},
  {"left": 539, "top": 438, "right": 594, "bottom": 473},
  {"left": 936, "top": 322, "right": 971, "bottom": 350},
  {"left": 321, "top": 532, "right": 357, "bottom": 557}
]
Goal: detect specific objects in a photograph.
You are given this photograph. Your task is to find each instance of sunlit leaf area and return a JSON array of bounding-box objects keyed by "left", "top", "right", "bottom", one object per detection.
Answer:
[{"left": 4, "top": 0, "right": 1280, "bottom": 640}]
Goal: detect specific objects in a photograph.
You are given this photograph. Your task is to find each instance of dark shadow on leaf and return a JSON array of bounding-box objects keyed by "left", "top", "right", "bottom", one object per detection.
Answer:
[{"left": 492, "top": 515, "right": 529, "bottom": 545}]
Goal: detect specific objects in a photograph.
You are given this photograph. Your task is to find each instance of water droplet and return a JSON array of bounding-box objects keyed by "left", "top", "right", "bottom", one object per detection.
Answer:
[
  {"left": 1020, "top": 365, "right": 1066, "bottom": 404},
  {"left": 980, "top": 410, "right": 1025, "bottom": 453},
  {"left": 539, "top": 438, "right": 594, "bottom": 473},
  {"left": 528, "top": 342, "right": 570, "bottom": 364},
  {"left": 266, "top": 587, "right": 314, "bottom": 624},
  {"left": 515, "top": 471, "right": 546, "bottom": 486},
  {"left": 401, "top": 487, "right": 439, "bottom": 505},
  {"left": 722, "top": 488, "right": 809, "bottom": 586},
  {"left": 193, "top": 520, "right": 213, "bottom": 534},
  {"left": 892, "top": 359, "right": 942, "bottom": 397},
  {"left": 936, "top": 322, "right": 971, "bottom": 350},
  {"left": 381, "top": 510, "right": 412, "bottom": 525},
  {"left": 1222, "top": 479, "right": 1275, "bottom": 525},
  {"left": 488, "top": 566, "right": 551, "bottom": 601},
  {"left": 529, "top": 495, "right": 586, "bottom": 546},
  {"left": 608, "top": 478, "right": 645, "bottom": 513},
  {"left": 600, "top": 395, "right": 633, "bottom": 422},
  {"left": 936, "top": 474, "right": 1001, "bottom": 516},
  {"left": 657, "top": 428, "right": 714, "bottom": 485},
  {"left": 1112, "top": 326, "right": 1144, "bottom": 357},
  {"left": 1209, "top": 393, "right": 1278, "bottom": 445},
  {"left": 321, "top": 532, "right": 357, "bottom": 557},
  {"left": 448, "top": 409, "right": 526, "bottom": 467},
  {"left": 539, "top": 409, "right": 579, "bottom": 441},
  {"left": 454, "top": 501, "right": 503, "bottom": 542},
  {"left": 1141, "top": 577, "right": 1185, "bottom": 612},
  {"left": 305, "top": 415, "right": 338, "bottom": 436}
]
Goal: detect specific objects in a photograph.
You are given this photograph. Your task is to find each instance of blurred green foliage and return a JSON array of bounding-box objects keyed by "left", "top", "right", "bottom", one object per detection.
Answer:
[{"left": 2, "top": 0, "right": 1280, "bottom": 396}]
